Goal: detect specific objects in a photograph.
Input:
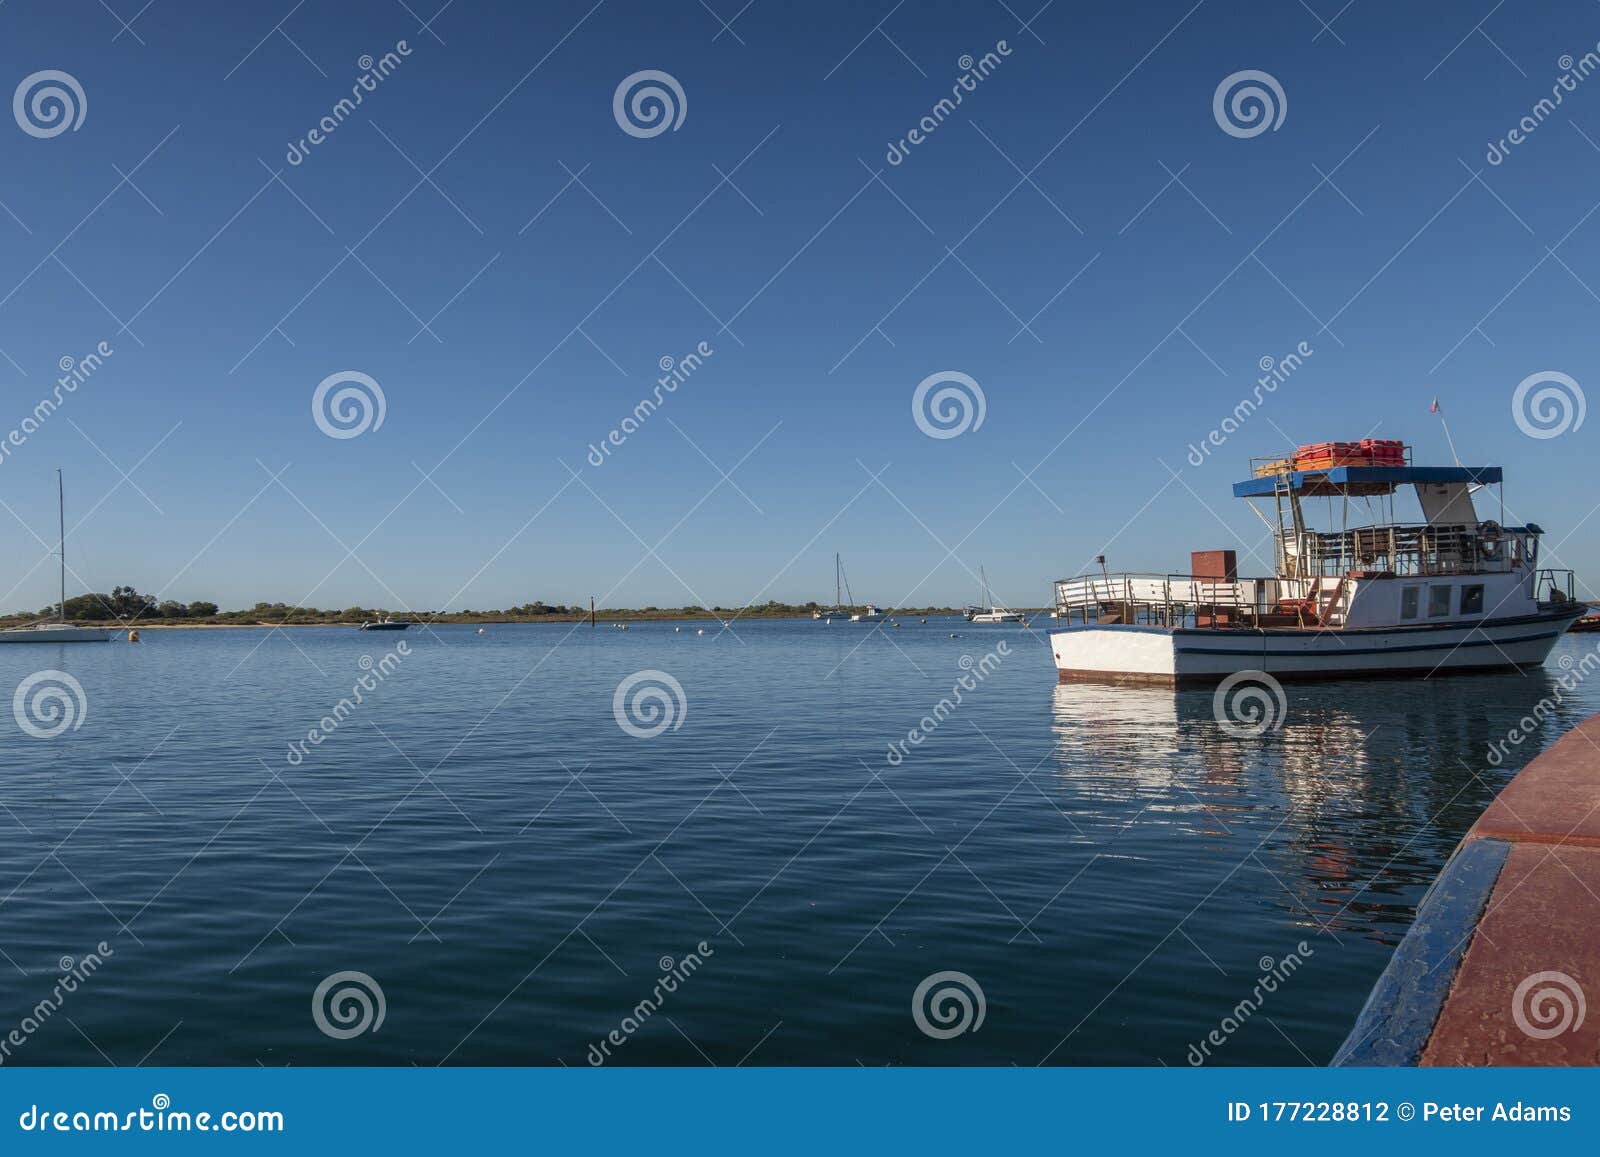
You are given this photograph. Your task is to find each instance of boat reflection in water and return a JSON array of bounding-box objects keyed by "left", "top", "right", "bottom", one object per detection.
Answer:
[{"left": 1045, "top": 666, "right": 1580, "bottom": 944}]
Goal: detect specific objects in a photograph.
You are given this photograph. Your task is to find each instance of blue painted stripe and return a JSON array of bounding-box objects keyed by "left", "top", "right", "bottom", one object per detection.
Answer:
[
  {"left": 1176, "top": 629, "right": 1562, "bottom": 658},
  {"left": 1231, "top": 610, "right": 1577, "bottom": 637},
  {"left": 1332, "top": 838, "right": 1512, "bottom": 1066}
]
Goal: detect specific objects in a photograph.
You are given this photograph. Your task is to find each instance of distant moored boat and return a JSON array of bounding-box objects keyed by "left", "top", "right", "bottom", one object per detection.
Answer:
[
  {"left": 813, "top": 553, "right": 853, "bottom": 620},
  {"left": 358, "top": 616, "right": 411, "bottom": 631},
  {"left": 0, "top": 470, "right": 112, "bottom": 644},
  {"left": 968, "top": 565, "right": 1024, "bottom": 623}
]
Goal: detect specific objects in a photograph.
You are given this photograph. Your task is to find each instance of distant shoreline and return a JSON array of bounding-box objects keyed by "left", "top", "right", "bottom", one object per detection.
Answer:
[{"left": 3, "top": 608, "right": 997, "bottom": 631}]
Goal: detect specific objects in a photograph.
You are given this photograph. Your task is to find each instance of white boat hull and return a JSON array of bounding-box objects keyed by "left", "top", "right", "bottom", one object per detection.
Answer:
[
  {"left": 0, "top": 626, "right": 114, "bottom": 643},
  {"left": 1050, "top": 611, "right": 1580, "bottom": 686}
]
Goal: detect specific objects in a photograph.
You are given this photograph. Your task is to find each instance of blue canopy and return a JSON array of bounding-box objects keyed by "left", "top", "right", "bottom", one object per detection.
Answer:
[{"left": 1231, "top": 465, "right": 1503, "bottom": 498}]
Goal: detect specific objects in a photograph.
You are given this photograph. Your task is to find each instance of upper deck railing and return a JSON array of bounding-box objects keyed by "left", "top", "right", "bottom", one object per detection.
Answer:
[
  {"left": 1053, "top": 573, "right": 1294, "bottom": 628},
  {"left": 1290, "top": 522, "right": 1534, "bottom": 578}
]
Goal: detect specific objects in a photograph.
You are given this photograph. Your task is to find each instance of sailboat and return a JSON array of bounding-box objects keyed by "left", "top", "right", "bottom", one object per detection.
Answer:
[
  {"left": 969, "top": 566, "right": 1024, "bottom": 623},
  {"left": 0, "top": 471, "right": 114, "bottom": 643},
  {"left": 813, "top": 553, "right": 853, "bottom": 621}
]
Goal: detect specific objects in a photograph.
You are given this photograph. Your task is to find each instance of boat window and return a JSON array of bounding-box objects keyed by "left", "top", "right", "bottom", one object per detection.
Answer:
[
  {"left": 1461, "top": 584, "right": 1485, "bottom": 615},
  {"left": 1400, "top": 585, "right": 1420, "bottom": 619},
  {"left": 1428, "top": 585, "right": 1453, "bottom": 617}
]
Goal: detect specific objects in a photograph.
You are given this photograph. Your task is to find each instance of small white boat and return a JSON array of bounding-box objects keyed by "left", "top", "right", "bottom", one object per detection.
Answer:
[
  {"left": 971, "top": 609, "right": 1024, "bottom": 623},
  {"left": 0, "top": 471, "right": 112, "bottom": 644},
  {"left": 851, "top": 603, "right": 887, "bottom": 623},
  {"left": 0, "top": 623, "right": 113, "bottom": 644},
  {"left": 969, "top": 566, "right": 1023, "bottom": 622},
  {"left": 1050, "top": 447, "right": 1583, "bottom": 685}
]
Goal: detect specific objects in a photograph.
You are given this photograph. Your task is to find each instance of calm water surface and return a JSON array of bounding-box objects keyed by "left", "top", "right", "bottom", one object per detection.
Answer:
[{"left": 2, "top": 619, "right": 1596, "bottom": 1066}]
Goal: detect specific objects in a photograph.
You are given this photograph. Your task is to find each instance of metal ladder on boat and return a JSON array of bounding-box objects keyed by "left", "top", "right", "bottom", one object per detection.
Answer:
[{"left": 1271, "top": 472, "right": 1304, "bottom": 578}]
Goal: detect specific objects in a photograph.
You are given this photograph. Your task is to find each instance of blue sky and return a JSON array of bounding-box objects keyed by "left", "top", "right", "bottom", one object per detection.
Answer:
[{"left": 2, "top": 0, "right": 1598, "bottom": 614}]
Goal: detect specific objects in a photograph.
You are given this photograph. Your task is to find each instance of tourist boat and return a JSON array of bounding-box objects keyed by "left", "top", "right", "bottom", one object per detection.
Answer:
[
  {"left": 0, "top": 471, "right": 113, "bottom": 644},
  {"left": 813, "top": 553, "right": 852, "bottom": 621},
  {"left": 969, "top": 565, "right": 1024, "bottom": 623},
  {"left": 358, "top": 616, "right": 410, "bottom": 631},
  {"left": 1049, "top": 442, "right": 1583, "bottom": 685}
]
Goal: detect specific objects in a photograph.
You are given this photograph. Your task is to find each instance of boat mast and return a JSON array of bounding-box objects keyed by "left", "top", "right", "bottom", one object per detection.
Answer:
[
  {"left": 835, "top": 552, "right": 841, "bottom": 607},
  {"left": 57, "top": 469, "right": 66, "bottom": 622}
]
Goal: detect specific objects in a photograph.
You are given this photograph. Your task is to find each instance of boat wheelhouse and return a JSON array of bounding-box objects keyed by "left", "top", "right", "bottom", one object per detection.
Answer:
[{"left": 1049, "top": 447, "right": 1583, "bottom": 686}]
